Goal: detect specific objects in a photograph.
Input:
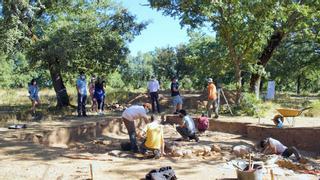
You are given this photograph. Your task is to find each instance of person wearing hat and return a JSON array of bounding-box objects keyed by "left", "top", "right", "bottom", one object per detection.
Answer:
[
  {"left": 122, "top": 103, "right": 152, "bottom": 153},
  {"left": 76, "top": 71, "right": 88, "bottom": 117},
  {"left": 207, "top": 78, "right": 219, "bottom": 118},
  {"left": 147, "top": 75, "right": 161, "bottom": 113}
]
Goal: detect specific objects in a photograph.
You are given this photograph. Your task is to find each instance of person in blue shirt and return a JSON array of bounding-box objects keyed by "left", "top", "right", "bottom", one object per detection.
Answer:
[
  {"left": 94, "top": 79, "right": 106, "bottom": 115},
  {"left": 176, "top": 109, "right": 199, "bottom": 142},
  {"left": 28, "top": 79, "right": 40, "bottom": 115},
  {"left": 76, "top": 71, "right": 87, "bottom": 117}
]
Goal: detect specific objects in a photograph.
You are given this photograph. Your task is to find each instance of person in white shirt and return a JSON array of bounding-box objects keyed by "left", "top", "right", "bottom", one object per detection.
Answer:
[
  {"left": 122, "top": 103, "right": 152, "bottom": 153},
  {"left": 260, "top": 137, "right": 301, "bottom": 161},
  {"left": 147, "top": 76, "right": 161, "bottom": 113}
]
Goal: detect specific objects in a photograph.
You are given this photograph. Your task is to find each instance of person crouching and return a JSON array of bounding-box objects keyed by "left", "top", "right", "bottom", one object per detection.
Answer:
[
  {"left": 176, "top": 109, "right": 199, "bottom": 142},
  {"left": 138, "top": 115, "right": 166, "bottom": 159},
  {"left": 260, "top": 137, "right": 301, "bottom": 161}
]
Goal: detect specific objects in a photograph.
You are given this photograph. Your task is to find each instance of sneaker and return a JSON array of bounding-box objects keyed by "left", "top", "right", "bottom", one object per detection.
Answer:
[{"left": 194, "top": 135, "right": 200, "bottom": 142}]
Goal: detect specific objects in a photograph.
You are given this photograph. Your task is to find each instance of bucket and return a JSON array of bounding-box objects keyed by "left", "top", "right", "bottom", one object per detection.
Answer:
[{"left": 236, "top": 164, "right": 263, "bottom": 180}]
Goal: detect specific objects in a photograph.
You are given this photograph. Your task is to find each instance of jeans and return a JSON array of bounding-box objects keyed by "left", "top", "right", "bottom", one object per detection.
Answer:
[
  {"left": 207, "top": 99, "right": 219, "bottom": 118},
  {"left": 282, "top": 146, "right": 301, "bottom": 160},
  {"left": 150, "top": 92, "right": 160, "bottom": 113},
  {"left": 77, "top": 94, "right": 87, "bottom": 116},
  {"left": 97, "top": 97, "right": 104, "bottom": 111},
  {"left": 123, "top": 118, "right": 138, "bottom": 152},
  {"left": 176, "top": 126, "right": 193, "bottom": 139}
]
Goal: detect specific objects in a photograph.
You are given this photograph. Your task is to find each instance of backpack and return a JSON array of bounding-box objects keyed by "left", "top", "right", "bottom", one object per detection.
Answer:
[
  {"left": 145, "top": 166, "right": 177, "bottom": 180},
  {"left": 197, "top": 116, "right": 209, "bottom": 132}
]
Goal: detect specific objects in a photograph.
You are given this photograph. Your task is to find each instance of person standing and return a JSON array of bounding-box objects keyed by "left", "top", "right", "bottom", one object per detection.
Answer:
[
  {"left": 147, "top": 75, "right": 161, "bottom": 113},
  {"left": 171, "top": 77, "right": 183, "bottom": 114},
  {"left": 88, "top": 75, "right": 97, "bottom": 112},
  {"left": 94, "top": 79, "right": 106, "bottom": 115},
  {"left": 76, "top": 71, "right": 87, "bottom": 117},
  {"left": 28, "top": 79, "right": 41, "bottom": 115},
  {"left": 207, "top": 78, "right": 219, "bottom": 118},
  {"left": 176, "top": 109, "right": 199, "bottom": 142},
  {"left": 122, "top": 103, "right": 152, "bottom": 153}
]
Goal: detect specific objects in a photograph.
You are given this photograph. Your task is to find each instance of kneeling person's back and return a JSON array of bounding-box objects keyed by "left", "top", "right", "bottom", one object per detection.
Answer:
[{"left": 144, "top": 121, "right": 163, "bottom": 150}]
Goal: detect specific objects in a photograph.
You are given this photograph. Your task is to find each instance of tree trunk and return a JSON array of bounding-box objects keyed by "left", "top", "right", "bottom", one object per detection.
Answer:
[
  {"left": 250, "top": 73, "right": 261, "bottom": 99},
  {"left": 249, "top": 31, "right": 284, "bottom": 96},
  {"left": 48, "top": 59, "right": 70, "bottom": 107},
  {"left": 235, "top": 59, "right": 242, "bottom": 105},
  {"left": 297, "top": 75, "right": 301, "bottom": 95}
]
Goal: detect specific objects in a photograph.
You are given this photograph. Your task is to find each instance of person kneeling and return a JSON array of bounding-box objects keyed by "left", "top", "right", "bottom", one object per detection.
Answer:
[
  {"left": 260, "top": 137, "right": 301, "bottom": 161},
  {"left": 139, "top": 115, "right": 166, "bottom": 159},
  {"left": 176, "top": 109, "right": 199, "bottom": 142}
]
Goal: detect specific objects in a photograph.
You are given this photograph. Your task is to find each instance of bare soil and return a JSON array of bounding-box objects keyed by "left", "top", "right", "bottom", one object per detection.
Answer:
[{"left": 0, "top": 116, "right": 319, "bottom": 180}]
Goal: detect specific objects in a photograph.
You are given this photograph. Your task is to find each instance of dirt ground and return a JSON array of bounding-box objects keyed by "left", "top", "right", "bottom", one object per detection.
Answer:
[
  {"left": 0, "top": 115, "right": 319, "bottom": 180},
  {"left": 0, "top": 91, "right": 319, "bottom": 180}
]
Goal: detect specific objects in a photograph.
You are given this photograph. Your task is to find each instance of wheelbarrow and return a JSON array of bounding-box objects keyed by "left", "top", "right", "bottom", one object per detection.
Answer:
[{"left": 272, "top": 107, "right": 312, "bottom": 127}]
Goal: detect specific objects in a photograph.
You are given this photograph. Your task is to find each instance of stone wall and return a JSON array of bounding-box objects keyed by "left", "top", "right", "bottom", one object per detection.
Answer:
[{"left": 165, "top": 115, "right": 320, "bottom": 152}]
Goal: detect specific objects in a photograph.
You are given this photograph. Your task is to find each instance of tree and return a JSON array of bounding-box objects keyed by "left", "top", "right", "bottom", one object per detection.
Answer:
[
  {"left": 121, "top": 52, "right": 154, "bottom": 89},
  {"left": 249, "top": 0, "right": 320, "bottom": 97},
  {"left": 148, "top": 0, "right": 320, "bottom": 103},
  {"left": 23, "top": 1, "right": 146, "bottom": 106},
  {"left": 267, "top": 32, "right": 320, "bottom": 94}
]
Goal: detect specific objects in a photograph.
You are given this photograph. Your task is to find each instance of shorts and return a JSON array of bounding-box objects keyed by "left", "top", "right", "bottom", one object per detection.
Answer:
[{"left": 172, "top": 95, "right": 182, "bottom": 106}]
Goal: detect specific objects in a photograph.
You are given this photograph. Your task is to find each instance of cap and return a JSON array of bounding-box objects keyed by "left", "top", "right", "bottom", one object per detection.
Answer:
[{"left": 208, "top": 78, "right": 213, "bottom": 83}]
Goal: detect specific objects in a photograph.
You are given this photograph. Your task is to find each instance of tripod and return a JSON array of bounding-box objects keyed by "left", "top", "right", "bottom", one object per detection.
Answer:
[{"left": 217, "top": 87, "right": 233, "bottom": 115}]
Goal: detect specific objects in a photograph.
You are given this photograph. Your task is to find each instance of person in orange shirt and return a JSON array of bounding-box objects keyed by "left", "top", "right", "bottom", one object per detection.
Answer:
[{"left": 207, "top": 78, "right": 219, "bottom": 118}]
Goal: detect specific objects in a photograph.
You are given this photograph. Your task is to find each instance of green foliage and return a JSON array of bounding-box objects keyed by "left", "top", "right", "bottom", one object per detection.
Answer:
[
  {"left": 308, "top": 100, "right": 320, "bottom": 117},
  {"left": 148, "top": 0, "right": 320, "bottom": 100},
  {"left": 121, "top": 52, "right": 154, "bottom": 88},
  {"left": 239, "top": 93, "right": 272, "bottom": 117},
  {"left": 106, "top": 71, "right": 125, "bottom": 89}
]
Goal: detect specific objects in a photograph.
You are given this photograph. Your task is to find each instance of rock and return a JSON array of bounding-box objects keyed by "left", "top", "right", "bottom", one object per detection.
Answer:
[
  {"left": 203, "top": 146, "right": 211, "bottom": 156},
  {"left": 109, "top": 150, "right": 121, "bottom": 157},
  {"left": 172, "top": 149, "right": 184, "bottom": 157},
  {"left": 192, "top": 146, "right": 204, "bottom": 155},
  {"left": 211, "top": 144, "right": 221, "bottom": 152},
  {"left": 233, "top": 145, "right": 251, "bottom": 157},
  {"left": 165, "top": 142, "right": 177, "bottom": 153},
  {"left": 183, "top": 149, "right": 192, "bottom": 158}
]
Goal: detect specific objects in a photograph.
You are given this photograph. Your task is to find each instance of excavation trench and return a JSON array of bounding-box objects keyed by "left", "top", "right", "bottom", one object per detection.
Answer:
[{"left": 9, "top": 115, "right": 320, "bottom": 152}]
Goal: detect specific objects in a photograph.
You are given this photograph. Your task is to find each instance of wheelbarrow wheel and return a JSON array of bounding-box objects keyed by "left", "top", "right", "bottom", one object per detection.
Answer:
[{"left": 272, "top": 114, "right": 284, "bottom": 126}]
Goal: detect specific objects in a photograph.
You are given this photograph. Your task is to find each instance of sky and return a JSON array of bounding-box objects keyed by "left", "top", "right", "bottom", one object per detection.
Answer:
[{"left": 119, "top": 0, "right": 190, "bottom": 56}]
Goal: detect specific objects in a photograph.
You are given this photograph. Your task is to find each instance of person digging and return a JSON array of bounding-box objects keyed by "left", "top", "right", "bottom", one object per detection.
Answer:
[
  {"left": 138, "top": 115, "right": 166, "bottom": 159},
  {"left": 122, "top": 103, "right": 152, "bottom": 153},
  {"left": 175, "top": 109, "right": 199, "bottom": 142},
  {"left": 260, "top": 137, "right": 301, "bottom": 161}
]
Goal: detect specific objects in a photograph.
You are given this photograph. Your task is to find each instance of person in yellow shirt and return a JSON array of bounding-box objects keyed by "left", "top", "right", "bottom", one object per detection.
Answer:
[
  {"left": 138, "top": 115, "right": 165, "bottom": 159},
  {"left": 207, "top": 78, "right": 219, "bottom": 118}
]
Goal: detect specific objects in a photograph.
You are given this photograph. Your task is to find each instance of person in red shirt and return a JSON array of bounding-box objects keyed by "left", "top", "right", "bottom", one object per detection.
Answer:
[{"left": 207, "top": 78, "right": 219, "bottom": 118}]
